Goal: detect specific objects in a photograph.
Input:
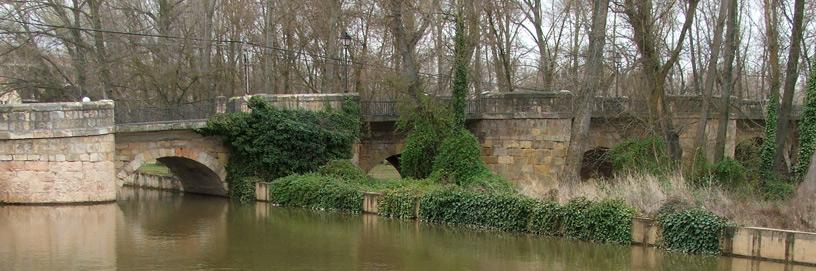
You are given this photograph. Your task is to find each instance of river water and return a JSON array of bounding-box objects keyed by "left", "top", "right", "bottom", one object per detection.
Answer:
[{"left": 0, "top": 188, "right": 812, "bottom": 271}]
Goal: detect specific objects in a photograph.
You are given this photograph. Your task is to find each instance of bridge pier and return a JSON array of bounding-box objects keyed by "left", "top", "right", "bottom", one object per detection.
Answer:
[{"left": 0, "top": 101, "right": 117, "bottom": 204}]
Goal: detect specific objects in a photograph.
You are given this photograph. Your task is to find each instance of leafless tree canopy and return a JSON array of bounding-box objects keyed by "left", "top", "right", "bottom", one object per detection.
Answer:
[{"left": 0, "top": 0, "right": 813, "bottom": 105}]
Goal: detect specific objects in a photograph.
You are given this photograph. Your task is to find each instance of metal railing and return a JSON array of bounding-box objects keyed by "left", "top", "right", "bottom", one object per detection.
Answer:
[
  {"left": 115, "top": 99, "right": 218, "bottom": 125},
  {"left": 113, "top": 95, "right": 792, "bottom": 125}
]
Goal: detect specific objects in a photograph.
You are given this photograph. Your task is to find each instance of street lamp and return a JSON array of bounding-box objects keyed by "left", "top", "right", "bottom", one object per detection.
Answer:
[{"left": 340, "top": 32, "right": 352, "bottom": 93}]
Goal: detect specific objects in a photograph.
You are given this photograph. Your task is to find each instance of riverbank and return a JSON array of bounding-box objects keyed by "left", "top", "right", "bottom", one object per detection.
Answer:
[{"left": 254, "top": 175, "right": 816, "bottom": 266}]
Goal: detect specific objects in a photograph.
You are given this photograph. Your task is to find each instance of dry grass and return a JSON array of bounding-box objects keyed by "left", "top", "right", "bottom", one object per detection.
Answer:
[{"left": 542, "top": 172, "right": 816, "bottom": 232}]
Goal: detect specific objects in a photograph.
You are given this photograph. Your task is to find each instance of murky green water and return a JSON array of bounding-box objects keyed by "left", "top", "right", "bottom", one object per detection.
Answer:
[{"left": 0, "top": 188, "right": 813, "bottom": 271}]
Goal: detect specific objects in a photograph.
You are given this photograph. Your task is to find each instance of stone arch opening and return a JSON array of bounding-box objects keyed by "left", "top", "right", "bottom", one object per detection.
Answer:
[
  {"left": 580, "top": 147, "right": 613, "bottom": 180},
  {"left": 368, "top": 154, "right": 402, "bottom": 180},
  {"left": 121, "top": 148, "right": 227, "bottom": 197},
  {"left": 735, "top": 137, "right": 763, "bottom": 167},
  {"left": 156, "top": 156, "right": 227, "bottom": 196}
]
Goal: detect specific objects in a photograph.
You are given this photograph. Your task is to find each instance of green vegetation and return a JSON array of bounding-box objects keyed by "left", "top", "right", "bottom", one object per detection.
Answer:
[
  {"left": 658, "top": 208, "right": 732, "bottom": 254},
  {"left": 368, "top": 163, "right": 401, "bottom": 180},
  {"left": 760, "top": 92, "right": 780, "bottom": 184},
  {"left": 430, "top": 129, "right": 512, "bottom": 191},
  {"left": 198, "top": 96, "right": 361, "bottom": 202},
  {"left": 762, "top": 180, "right": 795, "bottom": 201},
  {"left": 451, "top": 13, "right": 468, "bottom": 128},
  {"left": 795, "top": 59, "right": 816, "bottom": 180},
  {"left": 561, "top": 197, "right": 635, "bottom": 245},
  {"left": 135, "top": 163, "right": 173, "bottom": 177},
  {"left": 609, "top": 136, "right": 671, "bottom": 176},
  {"left": 734, "top": 138, "right": 762, "bottom": 181},
  {"left": 397, "top": 104, "right": 450, "bottom": 179},
  {"left": 268, "top": 173, "right": 364, "bottom": 212}
]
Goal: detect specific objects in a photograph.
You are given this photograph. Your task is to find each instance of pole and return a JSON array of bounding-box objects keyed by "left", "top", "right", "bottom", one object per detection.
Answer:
[{"left": 343, "top": 44, "right": 349, "bottom": 93}]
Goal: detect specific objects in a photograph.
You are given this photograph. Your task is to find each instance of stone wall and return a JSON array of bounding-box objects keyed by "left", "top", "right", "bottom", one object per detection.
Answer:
[
  {"left": 0, "top": 101, "right": 116, "bottom": 203},
  {"left": 121, "top": 172, "right": 183, "bottom": 192},
  {"left": 470, "top": 118, "right": 572, "bottom": 195}
]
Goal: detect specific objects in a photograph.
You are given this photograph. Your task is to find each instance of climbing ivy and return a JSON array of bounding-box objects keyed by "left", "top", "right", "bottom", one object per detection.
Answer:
[
  {"left": 267, "top": 173, "right": 364, "bottom": 212},
  {"left": 430, "top": 129, "right": 512, "bottom": 191},
  {"left": 658, "top": 208, "right": 732, "bottom": 254},
  {"left": 561, "top": 197, "right": 635, "bottom": 245},
  {"left": 760, "top": 91, "right": 780, "bottom": 184},
  {"left": 451, "top": 13, "right": 468, "bottom": 129},
  {"left": 396, "top": 100, "right": 452, "bottom": 179},
  {"left": 795, "top": 59, "right": 816, "bottom": 180},
  {"left": 198, "top": 96, "right": 361, "bottom": 202}
]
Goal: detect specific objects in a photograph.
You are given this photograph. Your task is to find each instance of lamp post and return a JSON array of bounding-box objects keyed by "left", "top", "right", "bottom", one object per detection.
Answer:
[{"left": 340, "top": 32, "right": 352, "bottom": 93}]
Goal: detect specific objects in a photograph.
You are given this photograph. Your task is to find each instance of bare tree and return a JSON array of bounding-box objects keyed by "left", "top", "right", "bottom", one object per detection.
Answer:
[
  {"left": 773, "top": 0, "right": 807, "bottom": 174},
  {"left": 622, "top": 0, "right": 700, "bottom": 161},
  {"left": 713, "top": 0, "right": 738, "bottom": 162},
  {"left": 563, "top": 0, "right": 610, "bottom": 180}
]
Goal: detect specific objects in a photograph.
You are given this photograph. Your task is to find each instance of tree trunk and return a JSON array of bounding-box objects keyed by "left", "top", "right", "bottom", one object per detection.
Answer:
[
  {"left": 713, "top": 0, "right": 739, "bottom": 162},
  {"left": 773, "top": 0, "right": 807, "bottom": 175},
  {"left": 263, "top": 0, "right": 276, "bottom": 94},
  {"left": 70, "top": 0, "right": 87, "bottom": 100},
  {"left": 88, "top": 0, "right": 112, "bottom": 100},
  {"left": 563, "top": 0, "right": 610, "bottom": 181},
  {"left": 692, "top": 0, "right": 729, "bottom": 161}
]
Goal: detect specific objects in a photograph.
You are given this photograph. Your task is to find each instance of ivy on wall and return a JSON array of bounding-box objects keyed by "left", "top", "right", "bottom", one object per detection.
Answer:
[
  {"left": 198, "top": 96, "right": 361, "bottom": 202},
  {"left": 795, "top": 59, "right": 816, "bottom": 180},
  {"left": 760, "top": 91, "right": 780, "bottom": 184}
]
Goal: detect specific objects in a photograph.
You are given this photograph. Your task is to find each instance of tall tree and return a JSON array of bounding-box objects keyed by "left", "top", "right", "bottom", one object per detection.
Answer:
[
  {"left": 563, "top": 0, "right": 610, "bottom": 180},
  {"left": 692, "top": 0, "right": 729, "bottom": 161},
  {"left": 773, "top": 0, "right": 807, "bottom": 175},
  {"left": 759, "top": 0, "right": 782, "bottom": 183},
  {"left": 713, "top": 0, "right": 739, "bottom": 162},
  {"left": 387, "top": 0, "right": 431, "bottom": 104},
  {"left": 623, "top": 0, "right": 700, "bottom": 162}
]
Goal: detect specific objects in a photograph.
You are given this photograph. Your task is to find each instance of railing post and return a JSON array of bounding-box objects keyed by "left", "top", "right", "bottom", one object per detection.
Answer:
[{"left": 215, "top": 96, "right": 227, "bottom": 114}]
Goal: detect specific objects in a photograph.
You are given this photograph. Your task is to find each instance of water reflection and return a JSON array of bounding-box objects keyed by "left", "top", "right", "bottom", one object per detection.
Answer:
[{"left": 0, "top": 188, "right": 814, "bottom": 270}]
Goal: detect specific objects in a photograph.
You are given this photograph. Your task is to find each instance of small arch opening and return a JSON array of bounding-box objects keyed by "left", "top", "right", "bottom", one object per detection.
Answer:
[
  {"left": 580, "top": 147, "right": 613, "bottom": 181},
  {"left": 368, "top": 154, "right": 402, "bottom": 180},
  {"left": 156, "top": 156, "right": 227, "bottom": 196}
]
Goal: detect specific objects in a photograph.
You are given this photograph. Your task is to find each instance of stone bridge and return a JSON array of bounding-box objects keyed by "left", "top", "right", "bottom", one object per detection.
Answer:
[{"left": 0, "top": 92, "right": 792, "bottom": 203}]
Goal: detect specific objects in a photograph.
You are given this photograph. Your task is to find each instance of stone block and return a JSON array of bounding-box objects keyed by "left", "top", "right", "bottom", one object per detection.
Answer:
[{"left": 498, "top": 156, "right": 513, "bottom": 164}]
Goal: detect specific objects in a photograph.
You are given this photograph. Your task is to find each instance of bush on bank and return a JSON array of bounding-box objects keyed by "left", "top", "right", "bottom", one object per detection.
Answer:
[
  {"left": 268, "top": 173, "right": 364, "bottom": 212},
  {"left": 264, "top": 161, "right": 734, "bottom": 253},
  {"left": 658, "top": 208, "right": 732, "bottom": 254}
]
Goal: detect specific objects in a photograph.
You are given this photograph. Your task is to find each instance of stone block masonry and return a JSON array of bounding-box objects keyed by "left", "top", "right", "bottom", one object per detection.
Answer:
[{"left": 0, "top": 101, "right": 116, "bottom": 204}]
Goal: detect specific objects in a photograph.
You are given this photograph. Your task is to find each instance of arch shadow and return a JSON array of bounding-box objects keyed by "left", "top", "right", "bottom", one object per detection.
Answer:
[
  {"left": 157, "top": 156, "right": 228, "bottom": 196},
  {"left": 121, "top": 148, "right": 228, "bottom": 196},
  {"left": 580, "top": 147, "right": 613, "bottom": 180}
]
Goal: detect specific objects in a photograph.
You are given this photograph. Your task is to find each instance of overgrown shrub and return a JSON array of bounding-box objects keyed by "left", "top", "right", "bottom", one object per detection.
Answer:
[
  {"left": 561, "top": 197, "right": 635, "bottom": 244},
  {"left": 609, "top": 136, "right": 672, "bottom": 176},
  {"left": 658, "top": 208, "right": 731, "bottom": 254},
  {"left": 710, "top": 157, "right": 747, "bottom": 187},
  {"left": 418, "top": 189, "right": 536, "bottom": 232},
  {"left": 378, "top": 185, "right": 433, "bottom": 219},
  {"left": 528, "top": 200, "right": 563, "bottom": 236},
  {"left": 267, "top": 173, "right": 363, "bottom": 212},
  {"left": 397, "top": 106, "right": 451, "bottom": 179},
  {"left": 319, "top": 159, "right": 369, "bottom": 182},
  {"left": 199, "top": 96, "right": 360, "bottom": 202},
  {"left": 430, "top": 129, "right": 512, "bottom": 191},
  {"left": 734, "top": 138, "right": 762, "bottom": 180},
  {"left": 763, "top": 181, "right": 795, "bottom": 201}
]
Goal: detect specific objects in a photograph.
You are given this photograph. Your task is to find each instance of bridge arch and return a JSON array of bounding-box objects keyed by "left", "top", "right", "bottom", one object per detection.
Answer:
[{"left": 115, "top": 130, "right": 229, "bottom": 196}]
